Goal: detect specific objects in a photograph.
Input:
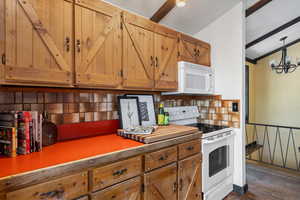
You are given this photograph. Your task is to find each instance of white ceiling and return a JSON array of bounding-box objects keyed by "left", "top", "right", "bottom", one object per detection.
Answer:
[
  {"left": 104, "top": 0, "right": 242, "bottom": 35},
  {"left": 246, "top": 0, "right": 300, "bottom": 60}
]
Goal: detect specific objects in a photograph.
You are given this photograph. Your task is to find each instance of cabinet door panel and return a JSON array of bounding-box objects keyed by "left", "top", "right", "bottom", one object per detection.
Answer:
[
  {"left": 92, "top": 177, "right": 141, "bottom": 200},
  {"left": 144, "top": 163, "right": 177, "bottom": 200},
  {"left": 195, "top": 44, "right": 210, "bottom": 66},
  {"left": 4, "top": 0, "right": 73, "bottom": 86},
  {"left": 154, "top": 32, "right": 178, "bottom": 90},
  {"left": 122, "top": 13, "right": 154, "bottom": 89},
  {"left": 180, "top": 40, "right": 197, "bottom": 64},
  {"left": 178, "top": 154, "right": 202, "bottom": 200},
  {"left": 75, "top": 0, "right": 122, "bottom": 88}
]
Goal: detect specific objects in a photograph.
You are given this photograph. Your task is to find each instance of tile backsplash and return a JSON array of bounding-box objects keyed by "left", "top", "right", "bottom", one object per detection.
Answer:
[{"left": 0, "top": 89, "right": 240, "bottom": 128}]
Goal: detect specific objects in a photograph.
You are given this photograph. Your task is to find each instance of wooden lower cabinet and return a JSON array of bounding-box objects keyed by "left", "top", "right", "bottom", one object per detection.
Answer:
[
  {"left": 6, "top": 172, "right": 88, "bottom": 200},
  {"left": 144, "top": 163, "right": 178, "bottom": 200},
  {"left": 2, "top": 140, "right": 202, "bottom": 200},
  {"left": 178, "top": 154, "right": 202, "bottom": 200},
  {"left": 92, "top": 177, "right": 141, "bottom": 200}
]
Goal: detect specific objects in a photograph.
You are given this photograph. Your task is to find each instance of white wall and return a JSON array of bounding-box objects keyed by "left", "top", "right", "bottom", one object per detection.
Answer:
[{"left": 194, "top": 2, "right": 246, "bottom": 187}]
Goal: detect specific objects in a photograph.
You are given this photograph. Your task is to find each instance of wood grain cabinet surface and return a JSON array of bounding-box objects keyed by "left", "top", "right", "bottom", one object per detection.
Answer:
[
  {"left": 91, "top": 156, "right": 142, "bottom": 191},
  {"left": 0, "top": 0, "right": 210, "bottom": 90},
  {"left": 2, "top": 0, "right": 74, "bottom": 87},
  {"left": 178, "top": 140, "right": 201, "bottom": 160},
  {"left": 144, "top": 163, "right": 178, "bottom": 200},
  {"left": 178, "top": 154, "right": 202, "bottom": 200},
  {"left": 6, "top": 172, "right": 88, "bottom": 200},
  {"left": 91, "top": 176, "right": 142, "bottom": 200},
  {"left": 179, "top": 33, "right": 211, "bottom": 67},
  {"left": 145, "top": 146, "right": 178, "bottom": 172},
  {"left": 74, "top": 0, "right": 122, "bottom": 89}
]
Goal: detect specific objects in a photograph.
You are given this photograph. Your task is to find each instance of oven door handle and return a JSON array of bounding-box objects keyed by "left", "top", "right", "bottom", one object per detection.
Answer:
[{"left": 203, "top": 132, "right": 234, "bottom": 144}]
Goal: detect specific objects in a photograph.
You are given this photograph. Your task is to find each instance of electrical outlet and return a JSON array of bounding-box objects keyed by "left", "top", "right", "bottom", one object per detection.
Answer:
[{"left": 232, "top": 102, "right": 239, "bottom": 112}]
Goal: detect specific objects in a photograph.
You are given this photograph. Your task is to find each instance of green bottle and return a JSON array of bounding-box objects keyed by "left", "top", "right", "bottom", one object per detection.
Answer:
[
  {"left": 158, "top": 103, "right": 165, "bottom": 126},
  {"left": 164, "top": 112, "right": 169, "bottom": 126}
]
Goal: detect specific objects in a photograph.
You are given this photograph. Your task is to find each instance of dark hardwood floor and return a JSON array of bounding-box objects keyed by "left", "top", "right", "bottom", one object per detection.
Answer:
[{"left": 225, "top": 161, "right": 300, "bottom": 200}]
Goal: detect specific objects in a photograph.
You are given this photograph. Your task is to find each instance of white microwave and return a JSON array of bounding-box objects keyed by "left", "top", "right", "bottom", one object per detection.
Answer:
[{"left": 163, "top": 61, "right": 215, "bottom": 95}]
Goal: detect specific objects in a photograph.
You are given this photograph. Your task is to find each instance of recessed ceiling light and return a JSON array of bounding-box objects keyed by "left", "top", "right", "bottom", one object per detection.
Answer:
[{"left": 176, "top": 0, "right": 186, "bottom": 7}]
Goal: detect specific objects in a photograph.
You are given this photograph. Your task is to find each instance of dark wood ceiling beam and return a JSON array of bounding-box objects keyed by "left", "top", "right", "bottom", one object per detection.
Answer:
[
  {"left": 150, "top": 0, "right": 176, "bottom": 23},
  {"left": 246, "top": 16, "right": 300, "bottom": 49},
  {"left": 246, "top": 57, "right": 257, "bottom": 65},
  {"left": 246, "top": 0, "right": 272, "bottom": 17},
  {"left": 255, "top": 37, "right": 300, "bottom": 61}
]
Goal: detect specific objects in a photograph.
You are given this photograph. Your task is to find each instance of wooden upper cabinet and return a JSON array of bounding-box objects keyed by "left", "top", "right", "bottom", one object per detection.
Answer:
[
  {"left": 74, "top": 0, "right": 122, "bottom": 88},
  {"left": 178, "top": 154, "right": 202, "bottom": 200},
  {"left": 3, "top": 0, "right": 73, "bottom": 86},
  {"left": 179, "top": 33, "right": 211, "bottom": 66},
  {"left": 144, "top": 163, "right": 178, "bottom": 200},
  {"left": 154, "top": 27, "right": 178, "bottom": 90},
  {"left": 122, "top": 12, "right": 155, "bottom": 89}
]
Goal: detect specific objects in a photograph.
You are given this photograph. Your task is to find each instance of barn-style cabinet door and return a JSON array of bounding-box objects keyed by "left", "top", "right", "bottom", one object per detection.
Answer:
[
  {"left": 154, "top": 27, "right": 178, "bottom": 90},
  {"left": 122, "top": 12, "right": 155, "bottom": 89},
  {"left": 178, "top": 154, "right": 202, "bottom": 200},
  {"left": 179, "top": 33, "right": 211, "bottom": 67},
  {"left": 144, "top": 163, "right": 178, "bottom": 200},
  {"left": 74, "top": 0, "right": 122, "bottom": 88},
  {"left": 2, "top": 0, "right": 73, "bottom": 86}
]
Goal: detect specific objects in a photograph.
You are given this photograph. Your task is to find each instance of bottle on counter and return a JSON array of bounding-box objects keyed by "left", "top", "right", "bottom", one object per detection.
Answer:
[
  {"left": 158, "top": 103, "right": 165, "bottom": 126},
  {"left": 164, "top": 112, "right": 169, "bottom": 126}
]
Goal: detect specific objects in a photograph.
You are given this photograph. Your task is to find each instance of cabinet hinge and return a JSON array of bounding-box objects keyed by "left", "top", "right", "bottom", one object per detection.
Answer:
[
  {"left": 120, "top": 13, "right": 124, "bottom": 30},
  {"left": 141, "top": 184, "right": 145, "bottom": 193},
  {"left": 119, "top": 70, "right": 123, "bottom": 77},
  {"left": 1, "top": 54, "right": 6, "bottom": 65}
]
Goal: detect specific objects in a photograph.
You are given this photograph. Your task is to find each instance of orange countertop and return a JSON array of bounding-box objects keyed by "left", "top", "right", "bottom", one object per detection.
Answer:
[{"left": 0, "top": 134, "right": 143, "bottom": 179}]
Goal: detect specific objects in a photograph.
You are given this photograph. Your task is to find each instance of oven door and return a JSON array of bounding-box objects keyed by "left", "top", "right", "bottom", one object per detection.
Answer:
[{"left": 202, "top": 131, "right": 234, "bottom": 193}]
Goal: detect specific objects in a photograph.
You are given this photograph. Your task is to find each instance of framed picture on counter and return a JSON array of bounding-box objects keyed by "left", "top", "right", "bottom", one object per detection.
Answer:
[
  {"left": 117, "top": 96, "right": 141, "bottom": 130},
  {"left": 126, "top": 94, "right": 156, "bottom": 126}
]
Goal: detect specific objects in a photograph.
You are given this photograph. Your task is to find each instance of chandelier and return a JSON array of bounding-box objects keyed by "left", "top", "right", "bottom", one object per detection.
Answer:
[{"left": 269, "top": 36, "right": 300, "bottom": 74}]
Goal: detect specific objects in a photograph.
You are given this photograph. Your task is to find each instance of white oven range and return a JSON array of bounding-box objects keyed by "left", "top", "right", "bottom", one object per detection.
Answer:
[{"left": 165, "top": 106, "right": 235, "bottom": 200}]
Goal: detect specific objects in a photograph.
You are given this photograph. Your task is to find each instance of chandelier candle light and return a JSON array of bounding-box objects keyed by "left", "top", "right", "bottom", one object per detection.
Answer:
[
  {"left": 176, "top": 0, "right": 187, "bottom": 7},
  {"left": 269, "top": 36, "right": 300, "bottom": 74}
]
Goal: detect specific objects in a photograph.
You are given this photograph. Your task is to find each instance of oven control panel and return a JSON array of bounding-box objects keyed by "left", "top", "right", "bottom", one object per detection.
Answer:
[{"left": 165, "top": 106, "right": 200, "bottom": 123}]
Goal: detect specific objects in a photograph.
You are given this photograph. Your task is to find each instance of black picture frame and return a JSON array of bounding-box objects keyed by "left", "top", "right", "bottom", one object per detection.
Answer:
[
  {"left": 117, "top": 96, "right": 142, "bottom": 130},
  {"left": 126, "top": 94, "right": 157, "bottom": 126}
]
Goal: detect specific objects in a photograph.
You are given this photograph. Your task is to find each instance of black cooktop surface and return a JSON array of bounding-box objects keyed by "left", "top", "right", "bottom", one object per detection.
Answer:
[{"left": 187, "top": 123, "right": 229, "bottom": 134}]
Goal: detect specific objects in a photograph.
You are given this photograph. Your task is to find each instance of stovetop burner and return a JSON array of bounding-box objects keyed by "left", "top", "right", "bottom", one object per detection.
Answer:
[{"left": 187, "top": 123, "right": 229, "bottom": 134}]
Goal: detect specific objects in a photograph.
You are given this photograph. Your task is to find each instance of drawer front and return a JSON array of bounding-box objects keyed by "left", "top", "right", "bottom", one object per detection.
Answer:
[
  {"left": 178, "top": 140, "right": 201, "bottom": 159},
  {"left": 7, "top": 172, "right": 88, "bottom": 200},
  {"left": 91, "top": 177, "right": 141, "bottom": 200},
  {"left": 145, "top": 146, "right": 177, "bottom": 171},
  {"left": 92, "top": 156, "right": 142, "bottom": 191}
]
